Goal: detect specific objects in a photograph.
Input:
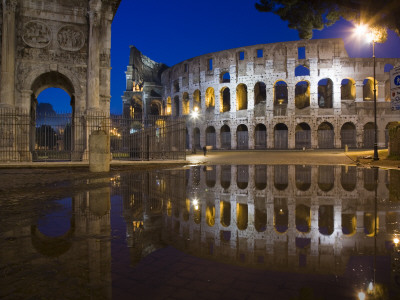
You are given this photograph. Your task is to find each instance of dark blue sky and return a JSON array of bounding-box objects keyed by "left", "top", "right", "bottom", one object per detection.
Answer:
[{"left": 38, "top": 0, "right": 400, "bottom": 113}]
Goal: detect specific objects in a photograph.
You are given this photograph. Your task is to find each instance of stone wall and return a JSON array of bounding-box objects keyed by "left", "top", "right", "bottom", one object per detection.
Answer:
[{"left": 389, "top": 122, "right": 400, "bottom": 157}]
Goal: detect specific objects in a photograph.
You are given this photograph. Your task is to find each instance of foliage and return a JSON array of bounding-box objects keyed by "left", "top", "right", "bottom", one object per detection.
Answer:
[{"left": 255, "top": 0, "right": 400, "bottom": 40}]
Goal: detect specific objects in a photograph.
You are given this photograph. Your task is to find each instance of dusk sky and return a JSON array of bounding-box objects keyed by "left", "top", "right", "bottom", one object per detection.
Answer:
[{"left": 38, "top": 0, "right": 400, "bottom": 113}]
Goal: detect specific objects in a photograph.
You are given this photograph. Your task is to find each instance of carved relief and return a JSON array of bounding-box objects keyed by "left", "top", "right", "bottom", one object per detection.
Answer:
[
  {"left": 57, "top": 26, "right": 85, "bottom": 51},
  {"left": 22, "top": 21, "right": 51, "bottom": 48}
]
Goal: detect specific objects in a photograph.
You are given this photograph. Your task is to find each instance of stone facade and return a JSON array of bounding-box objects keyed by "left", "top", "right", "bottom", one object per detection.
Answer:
[
  {"left": 0, "top": 0, "right": 120, "bottom": 161},
  {"left": 156, "top": 39, "right": 400, "bottom": 150}
]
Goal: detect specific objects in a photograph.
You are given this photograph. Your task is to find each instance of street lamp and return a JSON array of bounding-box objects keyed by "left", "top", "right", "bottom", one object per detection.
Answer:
[{"left": 355, "top": 24, "right": 379, "bottom": 160}]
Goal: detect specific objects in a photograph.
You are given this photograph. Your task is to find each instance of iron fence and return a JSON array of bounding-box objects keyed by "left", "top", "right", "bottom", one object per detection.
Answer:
[{"left": 0, "top": 108, "right": 186, "bottom": 162}]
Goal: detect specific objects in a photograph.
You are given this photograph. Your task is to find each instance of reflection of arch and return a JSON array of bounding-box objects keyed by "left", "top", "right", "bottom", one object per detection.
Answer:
[
  {"left": 206, "top": 204, "right": 215, "bottom": 227},
  {"left": 295, "top": 165, "right": 311, "bottom": 191},
  {"left": 274, "top": 198, "right": 288, "bottom": 233},
  {"left": 342, "top": 214, "right": 356, "bottom": 235},
  {"left": 236, "top": 124, "right": 248, "bottom": 149},
  {"left": 295, "top": 123, "right": 311, "bottom": 149},
  {"left": 205, "top": 87, "right": 215, "bottom": 108},
  {"left": 363, "top": 122, "right": 375, "bottom": 148},
  {"left": 255, "top": 165, "right": 267, "bottom": 190},
  {"left": 237, "top": 203, "right": 248, "bottom": 230},
  {"left": 255, "top": 123, "right": 266, "bottom": 149},
  {"left": 220, "top": 125, "right": 231, "bottom": 149},
  {"left": 341, "top": 166, "right": 356, "bottom": 191},
  {"left": 220, "top": 87, "right": 230, "bottom": 112},
  {"left": 274, "top": 123, "right": 288, "bottom": 149},
  {"left": 255, "top": 206, "right": 267, "bottom": 232},
  {"left": 254, "top": 82, "right": 266, "bottom": 105},
  {"left": 364, "top": 213, "right": 378, "bottom": 237},
  {"left": 318, "top": 166, "right": 334, "bottom": 192},
  {"left": 183, "top": 199, "right": 190, "bottom": 221},
  {"left": 220, "top": 165, "right": 231, "bottom": 189},
  {"left": 340, "top": 122, "right": 356, "bottom": 148},
  {"left": 296, "top": 204, "right": 310, "bottom": 233},
  {"left": 237, "top": 165, "right": 249, "bottom": 189},
  {"left": 318, "top": 122, "right": 334, "bottom": 149},
  {"left": 318, "top": 78, "right": 333, "bottom": 108},
  {"left": 205, "top": 166, "right": 216, "bottom": 187},
  {"left": 341, "top": 78, "right": 356, "bottom": 100},
  {"left": 236, "top": 84, "right": 248, "bottom": 111},
  {"left": 206, "top": 126, "right": 216, "bottom": 148},
  {"left": 319, "top": 205, "right": 334, "bottom": 235},
  {"left": 220, "top": 201, "right": 231, "bottom": 226},
  {"left": 274, "top": 165, "right": 288, "bottom": 190},
  {"left": 295, "top": 81, "right": 310, "bottom": 109},
  {"left": 364, "top": 168, "right": 377, "bottom": 191}
]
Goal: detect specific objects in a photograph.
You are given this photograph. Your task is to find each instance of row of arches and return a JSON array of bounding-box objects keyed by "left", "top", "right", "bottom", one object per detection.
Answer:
[
  {"left": 166, "top": 77, "right": 392, "bottom": 116},
  {"left": 191, "top": 121, "right": 390, "bottom": 150}
]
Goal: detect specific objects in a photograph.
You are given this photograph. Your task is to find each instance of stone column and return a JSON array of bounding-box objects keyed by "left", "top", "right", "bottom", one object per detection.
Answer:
[
  {"left": 0, "top": 0, "right": 17, "bottom": 107},
  {"left": 87, "top": 1, "right": 102, "bottom": 111}
]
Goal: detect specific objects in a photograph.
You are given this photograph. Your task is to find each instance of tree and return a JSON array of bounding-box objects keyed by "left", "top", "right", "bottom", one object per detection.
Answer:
[{"left": 255, "top": 0, "right": 400, "bottom": 40}]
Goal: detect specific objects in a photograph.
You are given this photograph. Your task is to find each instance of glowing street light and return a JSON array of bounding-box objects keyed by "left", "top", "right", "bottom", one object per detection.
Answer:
[
  {"left": 394, "top": 237, "right": 399, "bottom": 245},
  {"left": 191, "top": 106, "right": 199, "bottom": 119},
  {"left": 355, "top": 24, "right": 379, "bottom": 161},
  {"left": 358, "top": 291, "right": 366, "bottom": 300}
]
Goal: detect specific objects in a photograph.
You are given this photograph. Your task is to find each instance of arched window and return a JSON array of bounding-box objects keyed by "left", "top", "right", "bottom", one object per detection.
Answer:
[
  {"left": 295, "top": 123, "right": 311, "bottom": 149},
  {"left": 182, "top": 92, "right": 189, "bottom": 115},
  {"left": 254, "top": 123, "right": 267, "bottom": 149},
  {"left": 340, "top": 122, "right": 356, "bottom": 148},
  {"left": 317, "top": 122, "right": 334, "bottom": 148},
  {"left": 236, "top": 84, "right": 248, "bottom": 111},
  {"left": 166, "top": 97, "right": 172, "bottom": 115},
  {"left": 220, "top": 125, "right": 231, "bottom": 149},
  {"left": 274, "top": 123, "right": 288, "bottom": 149},
  {"left": 220, "top": 87, "right": 230, "bottom": 113},
  {"left": 221, "top": 72, "right": 230, "bottom": 83},
  {"left": 174, "top": 96, "right": 180, "bottom": 116},
  {"left": 363, "top": 78, "right": 377, "bottom": 101},
  {"left": 193, "top": 89, "right": 201, "bottom": 110},
  {"left": 274, "top": 80, "right": 288, "bottom": 104},
  {"left": 254, "top": 82, "right": 266, "bottom": 105},
  {"left": 318, "top": 78, "right": 333, "bottom": 108},
  {"left": 205, "top": 87, "right": 215, "bottom": 108},
  {"left": 341, "top": 78, "right": 355, "bottom": 100},
  {"left": 295, "top": 81, "right": 310, "bottom": 109},
  {"left": 236, "top": 124, "right": 248, "bottom": 150},
  {"left": 295, "top": 65, "right": 310, "bottom": 77}
]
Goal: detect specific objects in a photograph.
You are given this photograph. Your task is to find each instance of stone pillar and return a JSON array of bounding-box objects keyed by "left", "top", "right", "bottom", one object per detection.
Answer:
[
  {"left": 87, "top": 0, "right": 102, "bottom": 111},
  {"left": 89, "top": 130, "right": 110, "bottom": 172},
  {"left": 0, "top": 0, "right": 17, "bottom": 107}
]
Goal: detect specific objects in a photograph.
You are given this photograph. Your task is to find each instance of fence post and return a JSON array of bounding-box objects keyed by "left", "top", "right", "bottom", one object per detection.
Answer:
[
  {"left": 146, "top": 134, "right": 150, "bottom": 161},
  {"left": 89, "top": 129, "right": 110, "bottom": 172}
]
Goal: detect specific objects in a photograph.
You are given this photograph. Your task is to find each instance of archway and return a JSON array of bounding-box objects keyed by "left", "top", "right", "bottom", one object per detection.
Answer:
[
  {"left": 255, "top": 165, "right": 267, "bottom": 190},
  {"left": 220, "top": 165, "right": 231, "bottom": 189},
  {"left": 220, "top": 87, "right": 230, "bottom": 113},
  {"left": 341, "top": 166, "right": 356, "bottom": 191},
  {"left": 236, "top": 124, "right": 248, "bottom": 149},
  {"left": 318, "top": 166, "right": 334, "bottom": 192},
  {"left": 236, "top": 84, "right": 248, "bottom": 111},
  {"left": 274, "top": 123, "right": 288, "bottom": 149},
  {"left": 193, "top": 127, "right": 201, "bottom": 149},
  {"left": 319, "top": 205, "right": 334, "bottom": 235},
  {"left": 340, "top": 122, "right": 356, "bottom": 148},
  {"left": 295, "top": 165, "right": 311, "bottom": 191},
  {"left": 237, "top": 165, "right": 249, "bottom": 189},
  {"left": 206, "top": 126, "right": 216, "bottom": 148},
  {"left": 295, "top": 81, "right": 310, "bottom": 109},
  {"left": 274, "top": 198, "right": 288, "bottom": 233},
  {"left": 341, "top": 78, "right": 356, "bottom": 100},
  {"left": 205, "top": 87, "right": 215, "bottom": 109},
  {"left": 363, "top": 122, "right": 375, "bottom": 148},
  {"left": 317, "top": 122, "right": 334, "bottom": 149},
  {"left": 274, "top": 81, "right": 288, "bottom": 116},
  {"left": 220, "top": 125, "right": 231, "bottom": 149},
  {"left": 318, "top": 78, "right": 333, "bottom": 108},
  {"left": 295, "top": 123, "right": 311, "bottom": 149},
  {"left": 255, "top": 123, "right": 267, "bottom": 149},
  {"left": 254, "top": 82, "right": 266, "bottom": 105}
]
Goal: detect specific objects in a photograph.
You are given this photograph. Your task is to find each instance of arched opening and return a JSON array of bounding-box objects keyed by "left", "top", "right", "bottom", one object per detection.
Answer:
[
  {"left": 318, "top": 78, "right": 333, "bottom": 108},
  {"left": 255, "top": 165, "right": 267, "bottom": 190},
  {"left": 237, "top": 203, "right": 248, "bottom": 230},
  {"left": 363, "top": 122, "right": 375, "bottom": 148},
  {"left": 254, "top": 82, "right": 266, "bottom": 105},
  {"left": 220, "top": 125, "right": 231, "bottom": 149},
  {"left": 318, "top": 166, "right": 334, "bottom": 192},
  {"left": 220, "top": 165, "right": 231, "bottom": 189},
  {"left": 255, "top": 123, "right": 267, "bottom": 149},
  {"left": 295, "top": 65, "right": 310, "bottom": 77},
  {"left": 220, "top": 72, "right": 230, "bottom": 83},
  {"left": 295, "top": 165, "right": 311, "bottom": 191},
  {"left": 384, "top": 64, "right": 394, "bottom": 73},
  {"left": 317, "top": 122, "right": 334, "bottom": 149},
  {"left": 236, "top": 84, "right": 248, "bottom": 111},
  {"left": 220, "top": 87, "right": 230, "bottom": 113},
  {"left": 236, "top": 124, "right": 248, "bottom": 149},
  {"left": 274, "top": 165, "right": 288, "bottom": 190},
  {"left": 364, "top": 213, "right": 378, "bottom": 236},
  {"left": 386, "top": 212, "right": 400, "bottom": 234},
  {"left": 274, "top": 198, "right": 288, "bottom": 233},
  {"left": 274, "top": 81, "right": 288, "bottom": 116},
  {"left": 295, "top": 123, "right": 311, "bottom": 149},
  {"left": 385, "top": 80, "right": 391, "bottom": 102},
  {"left": 205, "top": 87, "right": 215, "bottom": 109},
  {"left": 182, "top": 92, "right": 189, "bottom": 115},
  {"left": 363, "top": 78, "right": 377, "bottom": 101},
  {"left": 183, "top": 199, "right": 190, "bottom": 221},
  {"left": 31, "top": 72, "right": 76, "bottom": 161},
  {"left": 255, "top": 197, "right": 267, "bottom": 232},
  {"left": 341, "top": 166, "right": 356, "bottom": 191},
  {"left": 150, "top": 100, "right": 161, "bottom": 115},
  {"left": 220, "top": 201, "right": 231, "bottom": 226},
  {"left": 193, "top": 203, "right": 201, "bottom": 224},
  {"left": 206, "top": 203, "right": 215, "bottom": 227},
  {"left": 319, "top": 205, "right": 334, "bottom": 235},
  {"left": 274, "top": 123, "right": 288, "bottom": 149},
  {"left": 341, "top": 78, "right": 356, "bottom": 100},
  {"left": 173, "top": 80, "right": 180, "bottom": 93},
  {"left": 193, "top": 127, "right": 201, "bottom": 149},
  {"left": 174, "top": 96, "right": 180, "bottom": 116},
  {"left": 206, "top": 165, "right": 216, "bottom": 188},
  {"left": 340, "top": 122, "right": 356, "bottom": 148},
  {"left": 342, "top": 214, "right": 356, "bottom": 235},
  {"left": 295, "top": 81, "right": 310, "bottom": 109},
  {"left": 166, "top": 97, "right": 172, "bottom": 115},
  {"left": 364, "top": 168, "right": 377, "bottom": 191},
  {"left": 206, "top": 126, "right": 216, "bottom": 148},
  {"left": 296, "top": 204, "right": 310, "bottom": 233},
  {"left": 193, "top": 90, "right": 201, "bottom": 111},
  {"left": 237, "top": 165, "right": 249, "bottom": 189}
]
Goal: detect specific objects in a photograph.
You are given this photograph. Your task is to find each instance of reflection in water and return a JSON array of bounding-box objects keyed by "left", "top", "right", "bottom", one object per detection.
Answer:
[{"left": 1, "top": 166, "right": 400, "bottom": 299}]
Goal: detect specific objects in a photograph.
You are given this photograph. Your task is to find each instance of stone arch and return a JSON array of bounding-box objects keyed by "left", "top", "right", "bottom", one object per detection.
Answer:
[
  {"left": 295, "top": 165, "right": 311, "bottom": 191},
  {"left": 384, "top": 63, "right": 394, "bottom": 73},
  {"left": 317, "top": 122, "right": 334, "bottom": 149},
  {"left": 193, "top": 89, "right": 201, "bottom": 110},
  {"left": 363, "top": 77, "right": 377, "bottom": 101},
  {"left": 319, "top": 205, "right": 334, "bottom": 235},
  {"left": 274, "top": 80, "right": 288, "bottom": 104},
  {"left": 220, "top": 87, "right": 230, "bottom": 113},
  {"left": 174, "top": 96, "right": 180, "bottom": 116},
  {"left": 205, "top": 87, "right": 215, "bottom": 109},
  {"left": 274, "top": 123, "right": 288, "bottom": 149},
  {"left": 254, "top": 123, "right": 267, "bottom": 149},
  {"left": 166, "top": 97, "right": 172, "bottom": 115},
  {"left": 295, "top": 81, "right": 310, "bottom": 109},
  {"left": 295, "top": 65, "right": 310, "bottom": 77},
  {"left": 342, "top": 213, "right": 356, "bottom": 236},
  {"left": 340, "top": 122, "right": 356, "bottom": 148},
  {"left": 182, "top": 92, "right": 190, "bottom": 115},
  {"left": 254, "top": 197, "right": 267, "bottom": 232},
  {"left": 206, "top": 166, "right": 216, "bottom": 187},
  {"left": 236, "top": 84, "right": 248, "bottom": 111},
  {"left": 318, "top": 165, "right": 334, "bottom": 192},
  {"left": 341, "top": 166, "right": 357, "bottom": 191},
  {"left": 150, "top": 100, "right": 162, "bottom": 115},
  {"left": 341, "top": 78, "right": 356, "bottom": 100},
  {"left": 220, "top": 201, "right": 231, "bottom": 226},
  {"left": 363, "top": 122, "right": 375, "bottom": 148},
  {"left": 206, "top": 126, "right": 216, "bottom": 148},
  {"left": 237, "top": 203, "right": 248, "bottom": 230},
  {"left": 237, "top": 165, "right": 249, "bottom": 189},
  {"left": 274, "top": 198, "right": 288, "bottom": 233},
  {"left": 274, "top": 165, "right": 288, "bottom": 191},
  {"left": 206, "top": 203, "right": 215, "bottom": 227},
  {"left": 364, "top": 212, "right": 378, "bottom": 237},
  {"left": 254, "top": 82, "right": 266, "bottom": 105},
  {"left": 296, "top": 204, "right": 310, "bottom": 233},
  {"left": 220, "top": 72, "right": 230, "bottom": 83},
  {"left": 193, "top": 127, "right": 201, "bottom": 149},
  {"left": 220, "top": 125, "right": 231, "bottom": 149},
  {"left": 295, "top": 122, "right": 311, "bottom": 149},
  {"left": 318, "top": 78, "right": 333, "bottom": 108},
  {"left": 255, "top": 165, "right": 267, "bottom": 190},
  {"left": 237, "top": 124, "right": 248, "bottom": 149},
  {"left": 220, "top": 165, "right": 231, "bottom": 189}
]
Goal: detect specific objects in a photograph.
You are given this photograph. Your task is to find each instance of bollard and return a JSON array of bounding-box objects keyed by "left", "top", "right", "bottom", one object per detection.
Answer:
[
  {"left": 89, "top": 130, "right": 110, "bottom": 172},
  {"left": 345, "top": 144, "right": 348, "bottom": 153}
]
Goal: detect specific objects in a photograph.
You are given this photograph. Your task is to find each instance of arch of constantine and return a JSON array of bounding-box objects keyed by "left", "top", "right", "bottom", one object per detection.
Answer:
[
  {"left": 158, "top": 39, "right": 400, "bottom": 150},
  {"left": 0, "top": 0, "right": 120, "bottom": 161}
]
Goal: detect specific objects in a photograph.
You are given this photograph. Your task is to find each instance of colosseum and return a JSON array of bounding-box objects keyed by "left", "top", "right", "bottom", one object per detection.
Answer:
[{"left": 123, "top": 38, "right": 400, "bottom": 150}]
